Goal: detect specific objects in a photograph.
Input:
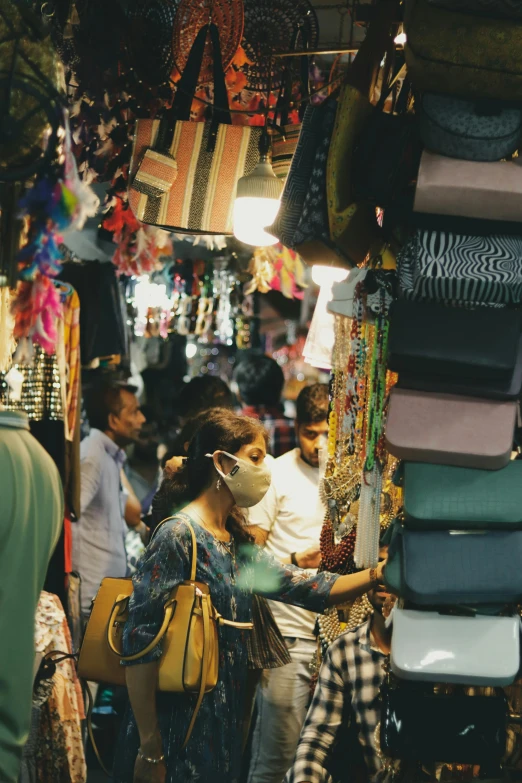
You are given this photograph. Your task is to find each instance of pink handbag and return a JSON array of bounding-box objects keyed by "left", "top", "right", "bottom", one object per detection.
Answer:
[
  {"left": 385, "top": 387, "right": 516, "bottom": 470},
  {"left": 414, "top": 150, "right": 522, "bottom": 222}
]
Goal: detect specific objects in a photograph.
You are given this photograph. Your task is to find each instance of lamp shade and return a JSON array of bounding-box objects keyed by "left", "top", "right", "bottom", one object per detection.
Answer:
[{"left": 233, "top": 160, "right": 284, "bottom": 247}]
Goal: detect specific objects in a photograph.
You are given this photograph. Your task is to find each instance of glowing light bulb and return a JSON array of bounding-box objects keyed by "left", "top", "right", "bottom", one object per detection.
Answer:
[
  {"left": 233, "top": 144, "right": 284, "bottom": 247},
  {"left": 311, "top": 265, "right": 349, "bottom": 288},
  {"left": 233, "top": 195, "right": 281, "bottom": 247},
  {"left": 185, "top": 342, "right": 198, "bottom": 359}
]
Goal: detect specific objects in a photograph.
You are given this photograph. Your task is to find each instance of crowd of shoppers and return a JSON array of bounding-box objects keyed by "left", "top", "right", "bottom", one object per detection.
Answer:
[{"left": 1, "top": 351, "right": 392, "bottom": 783}]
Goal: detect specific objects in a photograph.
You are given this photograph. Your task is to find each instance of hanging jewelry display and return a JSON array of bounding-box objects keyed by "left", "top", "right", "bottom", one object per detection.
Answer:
[
  {"left": 317, "top": 595, "right": 373, "bottom": 649},
  {"left": 354, "top": 286, "right": 391, "bottom": 569},
  {"left": 321, "top": 281, "right": 369, "bottom": 572},
  {"left": 321, "top": 275, "right": 399, "bottom": 573}
]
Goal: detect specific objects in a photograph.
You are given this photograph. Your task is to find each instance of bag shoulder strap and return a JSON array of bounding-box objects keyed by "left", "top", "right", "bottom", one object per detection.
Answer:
[
  {"left": 151, "top": 513, "right": 198, "bottom": 580},
  {"left": 347, "top": 0, "right": 399, "bottom": 98},
  {"left": 108, "top": 515, "right": 198, "bottom": 660},
  {"left": 181, "top": 593, "right": 212, "bottom": 749},
  {"left": 155, "top": 22, "right": 231, "bottom": 154}
]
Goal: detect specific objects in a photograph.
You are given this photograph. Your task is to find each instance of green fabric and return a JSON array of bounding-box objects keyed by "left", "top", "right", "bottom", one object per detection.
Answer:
[
  {"left": 0, "top": 413, "right": 63, "bottom": 782},
  {"left": 404, "top": 461, "right": 522, "bottom": 529},
  {"left": 404, "top": 0, "right": 522, "bottom": 100}
]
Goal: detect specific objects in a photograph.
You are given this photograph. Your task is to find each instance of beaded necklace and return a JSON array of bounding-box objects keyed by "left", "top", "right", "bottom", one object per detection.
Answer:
[
  {"left": 355, "top": 288, "right": 390, "bottom": 568},
  {"left": 321, "top": 275, "right": 398, "bottom": 571}
]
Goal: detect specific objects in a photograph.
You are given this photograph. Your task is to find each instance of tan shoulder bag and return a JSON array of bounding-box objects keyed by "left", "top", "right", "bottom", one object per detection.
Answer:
[{"left": 78, "top": 516, "right": 253, "bottom": 748}]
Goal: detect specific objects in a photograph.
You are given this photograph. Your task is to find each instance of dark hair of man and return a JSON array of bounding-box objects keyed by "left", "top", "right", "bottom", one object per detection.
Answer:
[
  {"left": 84, "top": 382, "right": 138, "bottom": 433},
  {"left": 295, "top": 383, "right": 329, "bottom": 425},
  {"left": 234, "top": 353, "right": 285, "bottom": 407},
  {"left": 176, "top": 375, "right": 235, "bottom": 420}
]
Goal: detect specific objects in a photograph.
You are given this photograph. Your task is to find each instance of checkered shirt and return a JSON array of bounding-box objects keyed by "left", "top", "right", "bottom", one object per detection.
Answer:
[
  {"left": 285, "top": 619, "right": 386, "bottom": 783},
  {"left": 241, "top": 405, "right": 297, "bottom": 458}
]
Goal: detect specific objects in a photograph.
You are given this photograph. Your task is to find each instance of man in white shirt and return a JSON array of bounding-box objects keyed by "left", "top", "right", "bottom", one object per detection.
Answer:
[{"left": 247, "top": 383, "right": 330, "bottom": 783}]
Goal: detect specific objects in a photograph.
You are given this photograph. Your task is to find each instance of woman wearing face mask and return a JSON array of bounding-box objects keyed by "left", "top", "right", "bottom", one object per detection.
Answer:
[{"left": 113, "top": 409, "right": 385, "bottom": 783}]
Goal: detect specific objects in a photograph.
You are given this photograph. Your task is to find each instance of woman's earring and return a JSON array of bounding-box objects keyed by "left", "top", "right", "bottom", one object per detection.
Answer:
[{"left": 216, "top": 478, "right": 222, "bottom": 491}]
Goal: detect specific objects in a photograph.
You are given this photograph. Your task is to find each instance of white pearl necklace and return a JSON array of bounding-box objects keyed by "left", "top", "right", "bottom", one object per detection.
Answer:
[{"left": 317, "top": 595, "right": 373, "bottom": 647}]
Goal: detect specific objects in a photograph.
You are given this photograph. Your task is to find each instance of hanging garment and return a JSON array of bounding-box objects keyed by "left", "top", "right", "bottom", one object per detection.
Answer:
[
  {"left": 0, "top": 412, "right": 62, "bottom": 783},
  {"left": 31, "top": 592, "right": 86, "bottom": 783},
  {"left": 59, "top": 261, "right": 127, "bottom": 366},
  {"left": 0, "top": 345, "right": 64, "bottom": 420}
]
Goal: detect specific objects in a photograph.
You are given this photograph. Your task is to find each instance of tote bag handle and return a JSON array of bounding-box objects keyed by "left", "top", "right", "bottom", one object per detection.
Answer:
[{"left": 155, "top": 22, "right": 232, "bottom": 155}]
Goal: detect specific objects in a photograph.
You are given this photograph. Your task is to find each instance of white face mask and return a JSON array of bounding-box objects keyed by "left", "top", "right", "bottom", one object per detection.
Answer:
[{"left": 207, "top": 451, "right": 272, "bottom": 508}]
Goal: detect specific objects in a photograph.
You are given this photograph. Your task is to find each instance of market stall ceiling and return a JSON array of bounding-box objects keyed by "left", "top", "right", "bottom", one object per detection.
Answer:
[{"left": 311, "top": 0, "right": 368, "bottom": 48}]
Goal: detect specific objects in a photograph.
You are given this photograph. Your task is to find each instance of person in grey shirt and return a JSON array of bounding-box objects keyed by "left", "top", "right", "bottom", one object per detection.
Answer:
[{"left": 74, "top": 382, "right": 146, "bottom": 618}]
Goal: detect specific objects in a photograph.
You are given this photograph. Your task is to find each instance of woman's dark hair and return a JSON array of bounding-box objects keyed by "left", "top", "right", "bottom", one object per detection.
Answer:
[{"left": 153, "top": 409, "right": 268, "bottom": 543}]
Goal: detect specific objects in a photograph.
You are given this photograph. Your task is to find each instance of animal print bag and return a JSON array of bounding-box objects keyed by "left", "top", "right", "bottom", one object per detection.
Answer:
[{"left": 397, "top": 228, "right": 522, "bottom": 306}]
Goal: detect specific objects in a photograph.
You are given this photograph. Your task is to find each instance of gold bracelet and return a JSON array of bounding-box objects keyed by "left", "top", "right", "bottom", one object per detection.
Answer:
[
  {"left": 138, "top": 749, "right": 165, "bottom": 765},
  {"left": 369, "top": 567, "right": 378, "bottom": 585}
]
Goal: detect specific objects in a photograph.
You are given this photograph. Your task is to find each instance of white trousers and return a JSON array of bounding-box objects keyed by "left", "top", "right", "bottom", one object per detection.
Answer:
[{"left": 247, "top": 637, "right": 316, "bottom": 783}]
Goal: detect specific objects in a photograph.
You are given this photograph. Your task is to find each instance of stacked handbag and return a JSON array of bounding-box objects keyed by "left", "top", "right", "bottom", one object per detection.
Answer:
[{"left": 380, "top": 0, "right": 522, "bottom": 769}]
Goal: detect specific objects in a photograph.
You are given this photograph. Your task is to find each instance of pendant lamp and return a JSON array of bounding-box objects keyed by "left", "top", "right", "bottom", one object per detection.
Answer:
[{"left": 233, "top": 128, "right": 283, "bottom": 247}]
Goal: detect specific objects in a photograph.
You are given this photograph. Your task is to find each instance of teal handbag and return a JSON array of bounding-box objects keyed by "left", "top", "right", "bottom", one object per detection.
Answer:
[
  {"left": 403, "top": 461, "right": 522, "bottom": 530},
  {"left": 384, "top": 519, "right": 522, "bottom": 605}
]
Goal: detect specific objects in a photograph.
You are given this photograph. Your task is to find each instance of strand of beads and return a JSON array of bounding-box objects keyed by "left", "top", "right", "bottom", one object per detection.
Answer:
[
  {"left": 320, "top": 518, "right": 357, "bottom": 574},
  {"left": 355, "top": 288, "right": 392, "bottom": 568},
  {"left": 317, "top": 594, "right": 373, "bottom": 649}
]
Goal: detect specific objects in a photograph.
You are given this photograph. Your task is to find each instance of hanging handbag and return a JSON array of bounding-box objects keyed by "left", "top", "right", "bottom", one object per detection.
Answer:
[
  {"left": 129, "top": 24, "right": 261, "bottom": 235},
  {"left": 404, "top": 0, "right": 522, "bottom": 101},
  {"left": 384, "top": 520, "right": 522, "bottom": 604},
  {"left": 397, "top": 228, "right": 522, "bottom": 306},
  {"left": 77, "top": 516, "right": 253, "bottom": 747},
  {"left": 427, "top": 0, "right": 522, "bottom": 18},
  {"left": 326, "top": 1, "right": 398, "bottom": 264},
  {"left": 270, "top": 95, "right": 352, "bottom": 267},
  {"left": 396, "top": 338, "right": 522, "bottom": 401},
  {"left": 386, "top": 388, "right": 516, "bottom": 470},
  {"left": 271, "top": 49, "right": 310, "bottom": 182},
  {"left": 270, "top": 98, "right": 332, "bottom": 255},
  {"left": 414, "top": 151, "right": 522, "bottom": 224},
  {"left": 351, "top": 71, "right": 421, "bottom": 209},
  {"left": 380, "top": 677, "right": 508, "bottom": 764},
  {"left": 402, "top": 461, "right": 522, "bottom": 530},
  {"left": 419, "top": 94, "right": 522, "bottom": 162},
  {"left": 387, "top": 299, "right": 522, "bottom": 380},
  {"left": 390, "top": 607, "right": 521, "bottom": 686},
  {"left": 291, "top": 95, "right": 345, "bottom": 266},
  {"left": 271, "top": 124, "right": 301, "bottom": 181}
]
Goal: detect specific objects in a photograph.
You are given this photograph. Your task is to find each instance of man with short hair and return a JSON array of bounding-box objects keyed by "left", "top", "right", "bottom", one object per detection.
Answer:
[
  {"left": 74, "top": 382, "right": 146, "bottom": 619},
  {"left": 247, "top": 383, "right": 330, "bottom": 783},
  {"left": 235, "top": 352, "right": 296, "bottom": 458},
  {"left": 285, "top": 552, "right": 392, "bottom": 783}
]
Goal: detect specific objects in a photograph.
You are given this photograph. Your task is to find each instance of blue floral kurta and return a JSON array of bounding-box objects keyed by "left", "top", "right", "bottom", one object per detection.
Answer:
[{"left": 113, "top": 513, "right": 338, "bottom": 783}]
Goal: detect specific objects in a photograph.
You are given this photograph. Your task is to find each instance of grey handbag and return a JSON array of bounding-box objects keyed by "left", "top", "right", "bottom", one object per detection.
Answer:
[
  {"left": 397, "top": 229, "right": 522, "bottom": 305},
  {"left": 402, "top": 461, "right": 522, "bottom": 530},
  {"left": 386, "top": 388, "right": 517, "bottom": 470},
  {"left": 384, "top": 520, "right": 522, "bottom": 604},
  {"left": 419, "top": 94, "right": 522, "bottom": 161},
  {"left": 427, "top": 0, "right": 522, "bottom": 18}
]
